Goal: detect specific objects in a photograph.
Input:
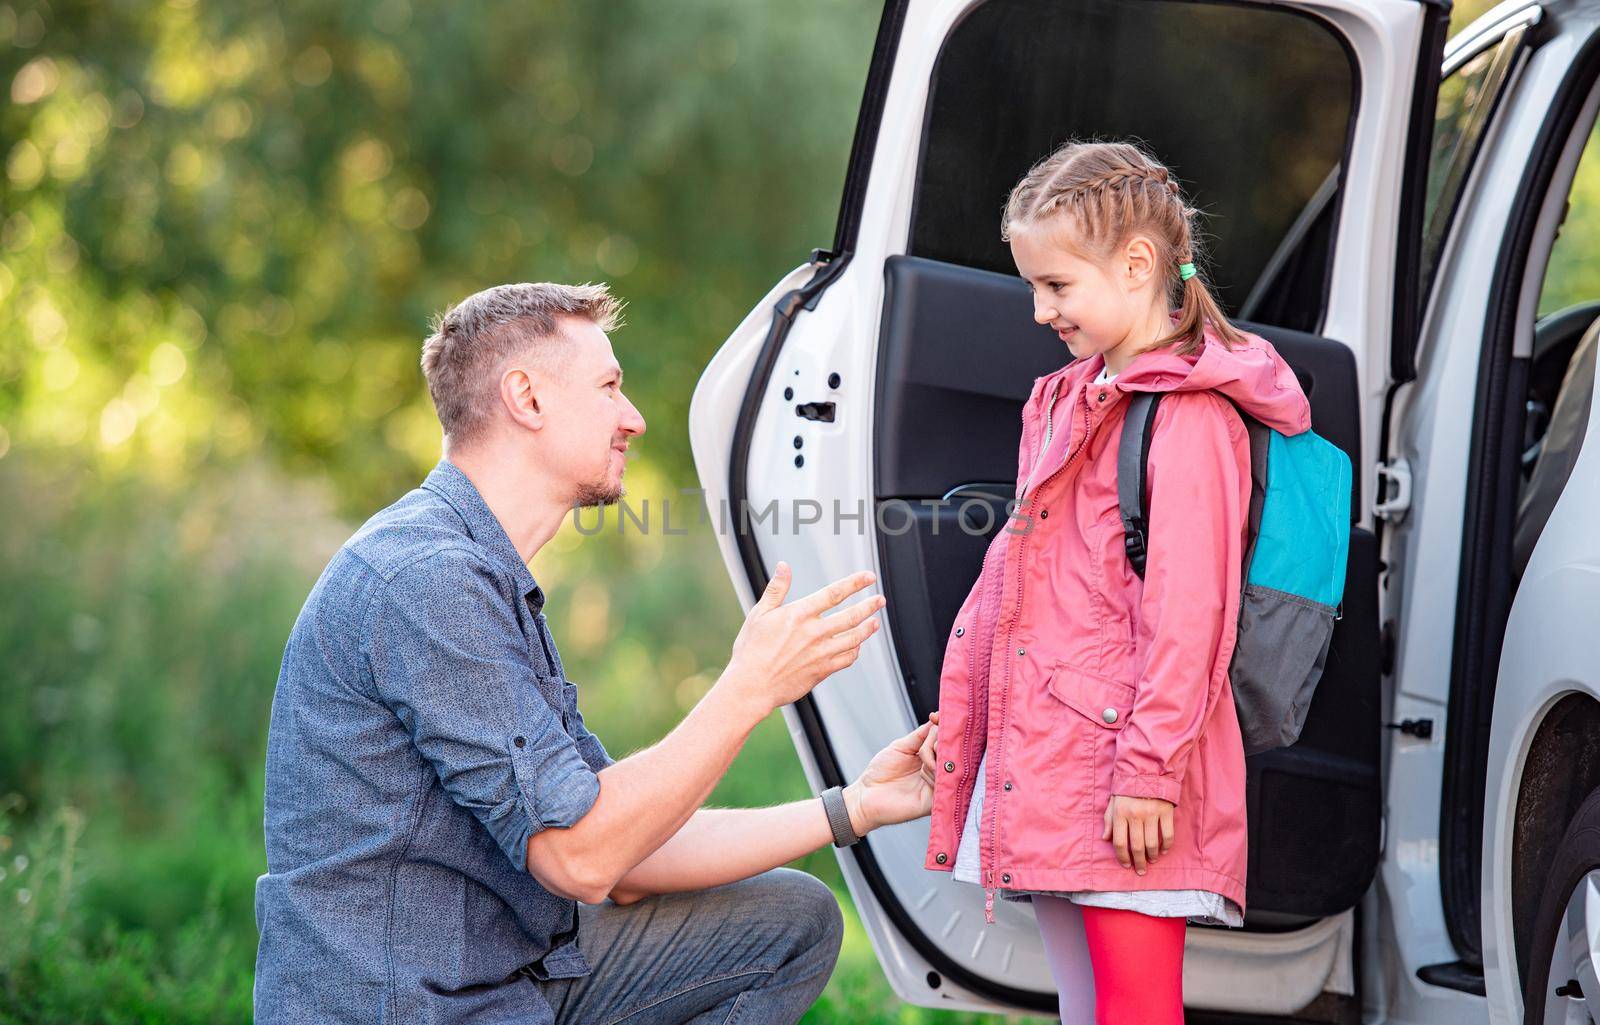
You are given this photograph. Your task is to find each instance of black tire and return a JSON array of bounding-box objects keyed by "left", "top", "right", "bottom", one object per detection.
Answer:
[{"left": 1523, "top": 786, "right": 1600, "bottom": 1023}]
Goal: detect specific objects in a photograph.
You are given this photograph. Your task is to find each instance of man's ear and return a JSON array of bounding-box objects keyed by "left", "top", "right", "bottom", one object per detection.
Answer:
[{"left": 500, "top": 366, "right": 543, "bottom": 433}]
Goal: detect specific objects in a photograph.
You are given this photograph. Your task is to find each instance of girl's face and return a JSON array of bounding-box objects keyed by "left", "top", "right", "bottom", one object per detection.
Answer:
[{"left": 1009, "top": 223, "right": 1169, "bottom": 367}]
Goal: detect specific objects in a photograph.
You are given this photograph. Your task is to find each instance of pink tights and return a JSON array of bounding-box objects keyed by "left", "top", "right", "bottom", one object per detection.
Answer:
[{"left": 1032, "top": 896, "right": 1187, "bottom": 1024}]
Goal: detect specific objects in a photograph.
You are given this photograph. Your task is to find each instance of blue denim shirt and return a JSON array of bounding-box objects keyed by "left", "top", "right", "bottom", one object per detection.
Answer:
[{"left": 254, "top": 459, "right": 613, "bottom": 1025}]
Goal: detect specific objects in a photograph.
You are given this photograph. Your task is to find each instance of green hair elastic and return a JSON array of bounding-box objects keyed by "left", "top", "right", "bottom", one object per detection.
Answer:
[{"left": 1178, "top": 262, "right": 1196, "bottom": 281}]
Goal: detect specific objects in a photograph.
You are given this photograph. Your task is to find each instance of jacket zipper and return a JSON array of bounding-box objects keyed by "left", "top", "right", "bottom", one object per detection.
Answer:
[
  {"left": 983, "top": 387, "right": 1096, "bottom": 922},
  {"left": 958, "top": 378, "right": 1056, "bottom": 919},
  {"left": 954, "top": 538, "right": 990, "bottom": 856},
  {"left": 980, "top": 377, "right": 1063, "bottom": 919},
  {"left": 1018, "top": 378, "right": 1064, "bottom": 501}
]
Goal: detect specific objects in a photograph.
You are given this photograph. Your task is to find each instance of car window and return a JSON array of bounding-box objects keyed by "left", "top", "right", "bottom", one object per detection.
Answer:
[
  {"left": 1421, "top": 29, "right": 1526, "bottom": 313},
  {"left": 1537, "top": 123, "right": 1600, "bottom": 317},
  {"left": 906, "top": 0, "right": 1355, "bottom": 333}
]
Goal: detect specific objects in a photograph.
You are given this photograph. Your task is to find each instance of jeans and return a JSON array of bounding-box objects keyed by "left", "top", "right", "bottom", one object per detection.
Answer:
[{"left": 539, "top": 867, "right": 845, "bottom": 1024}]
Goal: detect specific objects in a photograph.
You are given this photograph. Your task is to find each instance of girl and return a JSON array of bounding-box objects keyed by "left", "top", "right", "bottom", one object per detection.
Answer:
[{"left": 921, "top": 139, "right": 1314, "bottom": 1023}]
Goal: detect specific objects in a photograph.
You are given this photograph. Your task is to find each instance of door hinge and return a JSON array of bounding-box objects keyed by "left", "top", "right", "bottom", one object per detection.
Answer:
[{"left": 1374, "top": 458, "right": 1413, "bottom": 522}]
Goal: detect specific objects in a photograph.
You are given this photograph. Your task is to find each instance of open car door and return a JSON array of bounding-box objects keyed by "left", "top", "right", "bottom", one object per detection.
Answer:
[{"left": 689, "top": 0, "right": 1448, "bottom": 1013}]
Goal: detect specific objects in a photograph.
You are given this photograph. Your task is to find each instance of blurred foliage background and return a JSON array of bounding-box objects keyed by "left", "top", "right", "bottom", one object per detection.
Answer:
[{"left": 0, "top": 0, "right": 1568, "bottom": 1019}]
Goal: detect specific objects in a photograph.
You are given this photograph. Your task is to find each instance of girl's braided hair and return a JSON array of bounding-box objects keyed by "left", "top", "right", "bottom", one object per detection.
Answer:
[{"left": 1002, "top": 139, "right": 1247, "bottom": 356}]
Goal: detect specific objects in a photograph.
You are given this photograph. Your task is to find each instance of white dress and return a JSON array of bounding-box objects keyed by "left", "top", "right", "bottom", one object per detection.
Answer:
[{"left": 949, "top": 362, "right": 1244, "bottom": 929}]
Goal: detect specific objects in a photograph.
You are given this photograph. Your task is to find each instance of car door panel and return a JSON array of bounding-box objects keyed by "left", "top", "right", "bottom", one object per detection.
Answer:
[{"left": 689, "top": 0, "right": 1444, "bottom": 1009}]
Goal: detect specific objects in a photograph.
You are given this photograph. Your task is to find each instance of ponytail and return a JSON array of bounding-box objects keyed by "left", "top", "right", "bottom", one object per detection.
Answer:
[{"left": 1151, "top": 262, "right": 1250, "bottom": 357}]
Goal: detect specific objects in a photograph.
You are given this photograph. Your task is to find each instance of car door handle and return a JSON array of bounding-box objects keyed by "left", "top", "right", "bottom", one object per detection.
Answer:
[{"left": 795, "top": 401, "right": 835, "bottom": 422}]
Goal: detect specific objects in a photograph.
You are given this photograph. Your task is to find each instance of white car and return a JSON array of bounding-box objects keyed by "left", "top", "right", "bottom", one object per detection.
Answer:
[{"left": 688, "top": 0, "right": 1600, "bottom": 1021}]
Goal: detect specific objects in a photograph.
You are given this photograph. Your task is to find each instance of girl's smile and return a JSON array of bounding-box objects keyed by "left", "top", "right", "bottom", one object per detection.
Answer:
[{"left": 1011, "top": 223, "right": 1182, "bottom": 374}]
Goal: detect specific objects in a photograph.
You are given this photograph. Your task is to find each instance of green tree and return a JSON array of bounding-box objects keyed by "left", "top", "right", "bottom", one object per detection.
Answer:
[{"left": 1, "top": 0, "right": 877, "bottom": 509}]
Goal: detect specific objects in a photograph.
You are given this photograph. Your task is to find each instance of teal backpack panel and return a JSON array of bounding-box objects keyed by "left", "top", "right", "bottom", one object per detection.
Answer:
[
  {"left": 1244, "top": 430, "right": 1351, "bottom": 609},
  {"left": 1118, "top": 395, "right": 1355, "bottom": 754}
]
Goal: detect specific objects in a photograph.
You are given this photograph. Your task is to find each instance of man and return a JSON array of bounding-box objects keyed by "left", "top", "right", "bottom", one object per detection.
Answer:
[{"left": 253, "top": 282, "right": 937, "bottom": 1024}]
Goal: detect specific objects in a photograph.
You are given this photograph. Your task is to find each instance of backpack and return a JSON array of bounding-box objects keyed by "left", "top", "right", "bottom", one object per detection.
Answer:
[{"left": 1118, "top": 392, "right": 1352, "bottom": 756}]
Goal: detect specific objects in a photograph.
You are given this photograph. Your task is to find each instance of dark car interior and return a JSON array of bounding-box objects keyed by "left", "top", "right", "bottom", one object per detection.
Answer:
[
  {"left": 1512, "top": 301, "right": 1599, "bottom": 581},
  {"left": 871, "top": 254, "right": 1381, "bottom": 929},
  {"left": 864, "top": 0, "right": 1378, "bottom": 931}
]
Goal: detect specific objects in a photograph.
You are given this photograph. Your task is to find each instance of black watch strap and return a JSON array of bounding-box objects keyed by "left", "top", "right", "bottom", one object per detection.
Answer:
[{"left": 820, "top": 785, "right": 861, "bottom": 847}]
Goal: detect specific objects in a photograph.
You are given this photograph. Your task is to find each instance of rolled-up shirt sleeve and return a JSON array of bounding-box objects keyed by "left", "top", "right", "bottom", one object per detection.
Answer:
[{"left": 367, "top": 550, "right": 601, "bottom": 870}]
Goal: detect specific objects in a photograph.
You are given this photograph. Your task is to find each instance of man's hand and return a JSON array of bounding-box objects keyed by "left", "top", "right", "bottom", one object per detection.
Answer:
[
  {"left": 722, "top": 561, "right": 884, "bottom": 715},
  {"left": 533, "top": 562, "right": 884, "bottom": 905},
  {"left": 1102, "top": 794, "right": 1176, "bottom": 874},
  {"left": 843, "top": 716, "right": 938, "bottom": 835}
]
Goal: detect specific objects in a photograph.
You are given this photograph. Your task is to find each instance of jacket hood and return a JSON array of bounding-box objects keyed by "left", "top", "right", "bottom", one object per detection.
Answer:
[{"left": 1047, "top": 315, "right": 1313, "bottom": 436}]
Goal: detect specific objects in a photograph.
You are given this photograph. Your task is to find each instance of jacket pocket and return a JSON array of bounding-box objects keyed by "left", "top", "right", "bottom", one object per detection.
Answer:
[
  {"left": 1230, "top": 584, "right": 1336, "bottom": 754},
  {"left": 1045, "top": 661, "right": 1137, "bottom": 731},
  {"left": 1045, "top": 662, "right": 1138, "bottom": 816}
]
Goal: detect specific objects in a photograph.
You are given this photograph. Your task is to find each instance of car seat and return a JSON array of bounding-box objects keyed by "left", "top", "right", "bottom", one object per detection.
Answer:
[{"left": 1513, "top": 314, "right": 1599, "bottom": 579}]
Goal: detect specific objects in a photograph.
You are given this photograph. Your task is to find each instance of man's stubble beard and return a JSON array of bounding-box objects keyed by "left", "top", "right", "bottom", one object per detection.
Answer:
[{"left": 570, "top": 473, "right": 624, "bottom": 510}]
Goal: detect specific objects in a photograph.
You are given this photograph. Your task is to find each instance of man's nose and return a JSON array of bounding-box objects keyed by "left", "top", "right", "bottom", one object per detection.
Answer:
[{"left": 620, "top": 395, "right": 646, "bottom": 436}]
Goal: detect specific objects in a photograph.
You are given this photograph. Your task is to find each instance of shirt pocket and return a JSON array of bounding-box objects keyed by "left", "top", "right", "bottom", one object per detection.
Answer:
[
  {"left": 526, "top": 667, "right": 566, "bottom": 717},
  {"left": 1045, "top": 661, "right": 1137, "bottom": 814}
]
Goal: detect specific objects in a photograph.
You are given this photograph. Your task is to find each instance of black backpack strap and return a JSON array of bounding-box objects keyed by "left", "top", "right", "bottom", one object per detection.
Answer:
[
  {"left": 1120, "top": 392, "right": 1272, "bottom": 583},
  {"left": 1239, "top": 407, "right": 1271, "bottom": 580},
  {"left": 1118, "top": 392, "right": 1163, "bottom": 579}
]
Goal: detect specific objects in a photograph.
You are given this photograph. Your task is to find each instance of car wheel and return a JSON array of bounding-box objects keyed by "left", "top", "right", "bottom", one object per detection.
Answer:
[{"left": 1524, "top": 787, "right": 1600, "bottom": 1024}]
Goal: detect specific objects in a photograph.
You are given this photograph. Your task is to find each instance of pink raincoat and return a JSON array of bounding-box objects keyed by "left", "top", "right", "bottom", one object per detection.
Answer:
[{"left": 924, "top": 318, "right": 1312, "bottom": 921}]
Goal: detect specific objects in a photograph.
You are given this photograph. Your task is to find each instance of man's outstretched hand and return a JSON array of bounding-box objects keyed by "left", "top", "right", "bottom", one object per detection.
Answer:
[
  {"left": 723, "top": 561, "right": 884, "bottom": 717},
  {"left": 843, "top": 714, "right": 939, "bottom": 836}
]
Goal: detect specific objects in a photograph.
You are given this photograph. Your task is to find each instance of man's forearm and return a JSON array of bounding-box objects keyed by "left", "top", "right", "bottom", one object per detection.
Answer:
[
  {"left": 607, "top": 789, "right": 867, "bottom": 904},
  {"left": 525, "top": 673, "right": 768, "bottom": 902}
]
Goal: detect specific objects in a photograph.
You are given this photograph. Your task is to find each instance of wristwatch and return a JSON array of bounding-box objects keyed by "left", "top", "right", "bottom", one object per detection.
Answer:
[{"left": 820, "top": 785, "right": 862, "bottom": 847}]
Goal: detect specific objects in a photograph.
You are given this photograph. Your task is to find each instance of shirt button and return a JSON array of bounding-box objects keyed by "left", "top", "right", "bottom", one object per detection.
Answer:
[
  {"left": 936, "top": 853, "right": 949, "bottom": 865},
  {"left": 944, "top": 761, "right": 956, "bottom": 773},
  {"left": 514, "top": 736, "right": 526, "bottom": 747},
  {"left": 1003, "top": 781, "right": 1013, "bottom": 791},
  {"left": 955, "top": 626, "right": 964, "bottom": 637},
  {"left": 1017, "top": 647, "right": 1026, "bottom": 657},
  {"left": 1001, "top": 873, "right": 1012, "bottom": 884},
  {"left": 1101, "top": 708, "right": 1119, "bottom": 724},
  {"left": 1098, "top": 391, "right": 1107, "bottom": 402},
  {"left": 1040, "top": 509, "right": 1048, "bottom": 519}
]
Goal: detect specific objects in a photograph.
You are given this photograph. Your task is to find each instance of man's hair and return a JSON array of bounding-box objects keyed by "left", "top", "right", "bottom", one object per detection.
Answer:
[{"left": 420, "top": 282, "right": 625, "bottom": 443}]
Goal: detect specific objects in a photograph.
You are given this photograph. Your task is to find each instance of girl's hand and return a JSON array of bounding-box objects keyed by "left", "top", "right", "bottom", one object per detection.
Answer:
[{"left": 1103, "top": 794, "right": 1176, "bottom": 874}]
